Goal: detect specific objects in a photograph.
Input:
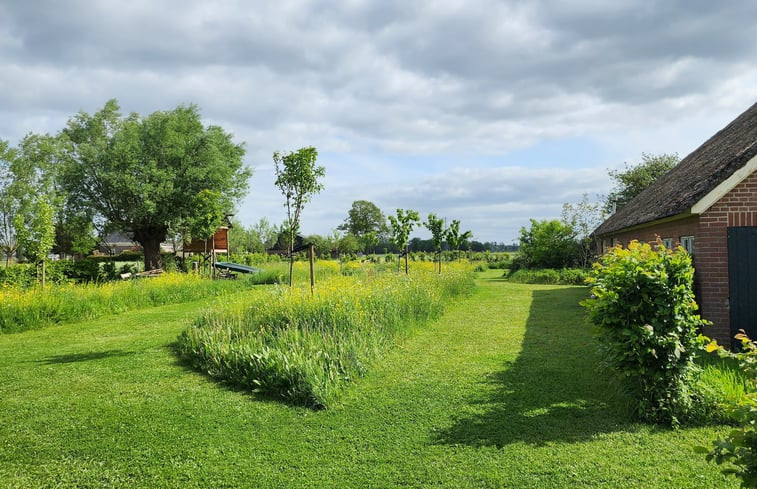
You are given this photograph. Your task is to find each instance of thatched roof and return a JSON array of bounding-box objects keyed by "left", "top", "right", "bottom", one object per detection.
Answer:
[{"left": 594, "top": 102, "right": 757, "bottom": 236}]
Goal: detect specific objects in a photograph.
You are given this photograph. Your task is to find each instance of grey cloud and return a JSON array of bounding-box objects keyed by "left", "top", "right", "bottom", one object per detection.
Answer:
[{"left": 1, "top": 1, "right": 755, "bottom": 241}]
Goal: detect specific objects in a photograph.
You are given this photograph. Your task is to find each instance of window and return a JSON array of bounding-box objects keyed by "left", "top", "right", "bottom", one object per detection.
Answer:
[
  {"left": 680, "top": 236, "right": 695, "bottom": 255},
  {"left": 662, "top": 238, "right": 674, "bottom": 249}
]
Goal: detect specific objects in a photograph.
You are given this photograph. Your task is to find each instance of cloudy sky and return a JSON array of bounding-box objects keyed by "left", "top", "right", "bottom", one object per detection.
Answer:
[{"left": 2, "top": 1, "right": 756, "bottom": 243}]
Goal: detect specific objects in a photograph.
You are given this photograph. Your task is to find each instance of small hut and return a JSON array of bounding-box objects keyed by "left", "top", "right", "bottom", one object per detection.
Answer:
[{"left": 182, "top": 227, "right": 229, "bottom": 275}]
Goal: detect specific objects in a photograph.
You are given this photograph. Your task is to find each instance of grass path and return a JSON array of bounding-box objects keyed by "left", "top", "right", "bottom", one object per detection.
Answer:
[{"left": 0, "top": 272, "right": 737, "bottom": 488}]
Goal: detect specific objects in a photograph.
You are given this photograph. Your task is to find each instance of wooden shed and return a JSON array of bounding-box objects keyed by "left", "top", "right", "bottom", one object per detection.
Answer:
[{"left": 182, "top": 227, "right": 229, "bottom": 254}]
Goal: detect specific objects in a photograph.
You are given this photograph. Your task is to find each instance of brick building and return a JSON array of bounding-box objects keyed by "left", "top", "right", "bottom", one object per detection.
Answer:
[{"left": 593, "top": 102, "right": 757, "bottom": 346}]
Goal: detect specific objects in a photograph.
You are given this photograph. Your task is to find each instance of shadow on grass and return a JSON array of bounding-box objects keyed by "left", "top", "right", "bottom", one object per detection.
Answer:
[
  {"left": 41, "top": 349, "right": 135, "bottom": 364},
  {"left": 436, "top": 287, "right": 634, "bottom": 448}
]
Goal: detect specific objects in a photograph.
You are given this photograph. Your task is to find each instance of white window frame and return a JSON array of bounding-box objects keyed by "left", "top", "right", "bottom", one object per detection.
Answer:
[
  {"left": 680, "top": 235, "right": 695, "bottom": 255},
  {"left": 661, "top": 238, "right": 674, "bottom": 249}
]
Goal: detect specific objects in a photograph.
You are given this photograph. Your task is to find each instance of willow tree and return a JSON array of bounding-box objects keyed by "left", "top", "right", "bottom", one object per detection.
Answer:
[
  {"left": 61, "top": 100, "right": 251, "bottom": 271},
  {"left": 273, "top": 146, "right": 325, "bottom": 286}
]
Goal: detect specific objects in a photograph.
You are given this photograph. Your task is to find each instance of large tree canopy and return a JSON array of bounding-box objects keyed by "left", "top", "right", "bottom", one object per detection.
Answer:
[
  {"left": 338, "top": 200, "right": 387, "bottom": 253},
  {"left": 61, "top": 99, "right": 251, "bottom": 270},
  {"left": 339, "top": 200, "right": 387, "bottom": 236},
  {"left": 606, "top": 152, "right": 680, "bottom": 211}
]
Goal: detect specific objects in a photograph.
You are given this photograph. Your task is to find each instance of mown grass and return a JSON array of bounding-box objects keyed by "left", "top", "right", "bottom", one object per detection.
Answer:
[
  {"left": 0, "top": 273, "right": 257, "bottom": 333},
  {"left": 0, "top": 270, "right": 738, "bottom": 488}
]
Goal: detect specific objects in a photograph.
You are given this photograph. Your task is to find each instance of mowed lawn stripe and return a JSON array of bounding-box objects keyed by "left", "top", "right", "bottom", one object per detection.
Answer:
[{"left": 0, "top": 272, "right": 737, "bottom": 488}]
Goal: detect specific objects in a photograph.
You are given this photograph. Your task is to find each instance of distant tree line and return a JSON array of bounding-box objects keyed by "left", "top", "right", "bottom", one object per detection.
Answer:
[{"left": 515, "top": 153, "right": 679, "bottom": 271}]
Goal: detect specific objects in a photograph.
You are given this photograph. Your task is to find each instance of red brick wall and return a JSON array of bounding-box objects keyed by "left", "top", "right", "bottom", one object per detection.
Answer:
[
  {"left": 598, "top": 217, "right": 698, "bottom": 251},
  {"left": 696, "top": 170, "right": 757, "bottom": 345},
  {"left": 597, "top": 170, "right": 757, "bottom": 346}
]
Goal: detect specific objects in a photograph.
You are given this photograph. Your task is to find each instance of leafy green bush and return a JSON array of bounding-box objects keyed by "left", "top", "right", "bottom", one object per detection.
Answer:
[
  {"left": 699, "top": 333, "right": 757, "bottom": 487},
  {"left": 177, "top": 270, "right": 475, "bottom": 408},
  {"left": 581, "top": 241, "right": 708, "bottom": 426},
  {"left": 0, "top": 262, "right": 72, "bottom": 287},
  {"left": 517, "top": 219, "right": 579, "bottom": 269},
  {"left": 505, "top": 268, "right": 588, "bottom": 285}
]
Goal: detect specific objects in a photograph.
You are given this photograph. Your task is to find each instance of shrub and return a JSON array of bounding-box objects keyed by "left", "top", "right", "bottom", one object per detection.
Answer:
[
  {"left": 505, "top": 268, "right": 588, "bottom": 285},
  {"left": 699, "top": 333, "right": 757, "bottom": 487},
  {"left": 517, "top": 219, "right": 579, "bottom": 269},
  {"left": 177, "top": 270, "right": 476, "bottom": 408},
  {"left": 581, "top": 241, "right": 708, "bottom": 426}
]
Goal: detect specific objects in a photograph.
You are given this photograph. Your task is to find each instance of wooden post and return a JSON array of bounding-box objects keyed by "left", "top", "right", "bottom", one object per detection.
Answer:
[
  {"left": 309, "top": 243, "right": 315, "bottom": 293},
  {"left": 41, "top": 259, "right": 46, "bottom": 290},
  {"left": 211, "top": 234, "right": 216, "bottom": 280}
]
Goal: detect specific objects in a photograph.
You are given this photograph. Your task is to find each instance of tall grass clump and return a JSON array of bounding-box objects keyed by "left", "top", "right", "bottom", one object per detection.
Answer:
[
  {"left": 246, "top": 260, "right": 342, "bottom": 284},
  {"left": 177, "top": 269, "right": 476, "bottom": 408},
  {"left": 0, "top": 273, "right": 257, "bottom": 333}
]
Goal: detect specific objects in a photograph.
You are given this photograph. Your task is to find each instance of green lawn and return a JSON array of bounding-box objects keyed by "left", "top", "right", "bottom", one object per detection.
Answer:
[{"left": 0, "top": 270, "right": 736, "bottom": 488}]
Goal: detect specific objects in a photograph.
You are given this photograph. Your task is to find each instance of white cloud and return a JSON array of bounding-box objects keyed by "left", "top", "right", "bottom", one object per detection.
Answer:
[{"left": 1, "top": 0, "right": 756, "bottom": 242}]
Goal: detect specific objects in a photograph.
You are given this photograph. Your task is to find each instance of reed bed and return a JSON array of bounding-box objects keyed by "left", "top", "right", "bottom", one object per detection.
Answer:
[
  {"left": 177, "top": 269, "right": 475, "bottom": 408},
  {"left": 0, "top": 273, "right": 256, "bottom": 333}
]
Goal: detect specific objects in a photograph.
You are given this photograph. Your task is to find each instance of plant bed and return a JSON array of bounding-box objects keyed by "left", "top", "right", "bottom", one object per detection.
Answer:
[{"left": 177, "top": 270, "right": 475, "bottom": 408}]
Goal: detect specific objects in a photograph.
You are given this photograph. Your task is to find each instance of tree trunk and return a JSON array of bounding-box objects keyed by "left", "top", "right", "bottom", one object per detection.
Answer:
[
  {"left": 288, "top": 251, "right": 294, "bottom": 287},
  {"left": 133, "top": 225, "right": 167, "bottom": 271},
  {"left": 41, "top": 259, "right": 46, "bottom": 290},
  {"left": 404, "top": 244, "right": 409, "bottom": 275},
  {"left": 309, "top": 243, "right": 315, "bottom": 293}
]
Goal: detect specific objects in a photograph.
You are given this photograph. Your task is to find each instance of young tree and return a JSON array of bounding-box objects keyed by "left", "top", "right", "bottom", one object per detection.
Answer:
[
  {"left": 61, "top": 100, "right": 250, "bottom": 271},
  {"left": 424, "top": 213, "right": 445, "bottom": 273},
  {"left": 15, "top": 199, "right": 56, "bottom": 288},
  {"left": 188, "top": 189, "right": 227, "bottom": 276},
  {"left": 445, "top": 219, "right": 472, "bottom": 261},
  {"left": 388, "top": 208, "right": 420, "bottom": 275},
  {"left": 9, "top": 134, "right": 62, "bottom": 284},
  {"left": 606, "top": 153, "right": 680, "bottom": 211},
  {"left": 562, "top": 194, "right": 606, "bottom": 268},
  {"left": 273, "top": 146, "right": 325, "bottom": 286}
]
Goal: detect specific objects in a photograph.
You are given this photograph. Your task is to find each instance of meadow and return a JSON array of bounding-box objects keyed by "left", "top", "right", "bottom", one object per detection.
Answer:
[
  {"left": 178, "top": 268, "right": 475, "bottom": 407},
  {"left": 0, "top": 269, "right": 739, "bottom": 487},
  {"left": 0, "top": 273, "right": 257, "bottom": 333}
]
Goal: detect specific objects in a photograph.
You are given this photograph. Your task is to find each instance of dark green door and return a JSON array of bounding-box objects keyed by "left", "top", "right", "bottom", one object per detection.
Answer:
[{"left": 728, "top": 227, "right": 757, "bottom": 339}]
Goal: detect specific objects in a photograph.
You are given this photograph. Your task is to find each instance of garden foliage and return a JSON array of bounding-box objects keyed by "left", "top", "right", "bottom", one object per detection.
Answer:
[
  {"left": 506, "top": 268, "right": 588, "bottom": 285},
  {"left": 582, "top": 240, "right": 708, "bottom": 426},
  {"left": 0, "top": 273, "right": 256, "bottom": 333},
  {"left": 701, "top": 333, "right": 757, "bottom": 487},
  {"left": 514, "top": 218, "right": 579, "bottom": 270},
  {"left": 177, "top": 269, "right": 475, "bottom": 408}
]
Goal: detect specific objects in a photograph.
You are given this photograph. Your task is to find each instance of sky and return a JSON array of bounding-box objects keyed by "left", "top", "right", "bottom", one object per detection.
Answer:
[{"left": 1, "top": 1, "right": 756, "bottom": 244}]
